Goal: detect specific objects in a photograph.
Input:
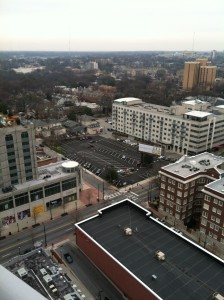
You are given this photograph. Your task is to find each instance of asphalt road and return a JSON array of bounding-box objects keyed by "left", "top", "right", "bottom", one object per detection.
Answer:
[{"left": 59, "top": 242, "right": 124, "bottom": 300}]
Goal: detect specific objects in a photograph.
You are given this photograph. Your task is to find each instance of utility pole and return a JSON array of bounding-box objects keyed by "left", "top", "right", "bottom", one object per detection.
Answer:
[
  {"left": 43, "top": 223, "right": 47, "bottom": 247},
  {"left": 49, "top": 202, "right": 53, "bottom": 220},
  {"left": 102, "top": 182, "right": 105, "bottom": 200},
  {"left": 97, "top": 183, "right": 100, "bottom": 202},
  {"left": 147, "top": 182, "right": 151, "bottom": 206}
]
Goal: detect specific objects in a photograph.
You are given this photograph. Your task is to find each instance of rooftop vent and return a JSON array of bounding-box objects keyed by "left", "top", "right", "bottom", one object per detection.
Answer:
[
  {"left": 124, "top": 227, "right": 132, "bottom": 236},
  {"left": 213, "top": 293, "right": 224, "bottom": 300},
  {"left": 155, "top": 250, "right": 165, "bottom": 261}
]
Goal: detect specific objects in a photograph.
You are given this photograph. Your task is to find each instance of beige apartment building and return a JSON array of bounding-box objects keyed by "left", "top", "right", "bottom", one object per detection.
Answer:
[
  {"left": 183, "top": 58, "right": 217, "bottom": 91},
  {"left": 112, "top": 97, "right": 224, "bottom": 155}
]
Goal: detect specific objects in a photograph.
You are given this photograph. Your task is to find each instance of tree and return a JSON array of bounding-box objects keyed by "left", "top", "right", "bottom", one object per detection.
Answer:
[{"left": 105, "top": 167, "right": 118, "bottom": 183}]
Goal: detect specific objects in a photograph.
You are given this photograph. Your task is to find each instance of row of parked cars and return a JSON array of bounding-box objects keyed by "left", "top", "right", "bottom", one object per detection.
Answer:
[{"left": 83, "top": 162, "right": 102, "bottom": 176}]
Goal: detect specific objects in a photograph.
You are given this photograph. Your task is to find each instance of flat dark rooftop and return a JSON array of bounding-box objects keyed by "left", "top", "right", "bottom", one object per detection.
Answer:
[{"left": 77, "top": 200, "right": 224, "bottom": 300}]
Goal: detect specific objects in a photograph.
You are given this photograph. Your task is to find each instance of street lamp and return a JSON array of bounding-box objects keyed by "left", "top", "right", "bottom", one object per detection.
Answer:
[
  {"left": 49, "top": 202, "right": 53, "bottom": 220},
  {"left": 17, "top": 223, "right": 20, "bottom": 232}
]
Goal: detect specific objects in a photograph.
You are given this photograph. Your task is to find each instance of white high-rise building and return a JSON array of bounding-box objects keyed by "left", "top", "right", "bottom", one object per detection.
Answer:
[{"left": 112, "top": 97, "right": 224, "bottom": 155}]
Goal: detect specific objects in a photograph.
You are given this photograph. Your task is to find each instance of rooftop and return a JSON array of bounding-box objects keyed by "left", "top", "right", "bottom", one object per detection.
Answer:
[
  {"left": 160, "top": 152, "right": 224, "bottom": 179},
  {"left": 77, "top": 200, "right": 224, "bottom": 300},
  {"left": 114, "top": 97, "right": 142, "bottom": 103},
  {"left": 185, "top": 111, "right": 212, "bottom": 118},
  {"left": 1, "top": 160, "right": 78, "bottom": 196},
  {"left": 205, "top": 177, "right": 224, "bottom": 197},
  {"left": 2, "top": 248, "right": 83, "bottom": 300}
]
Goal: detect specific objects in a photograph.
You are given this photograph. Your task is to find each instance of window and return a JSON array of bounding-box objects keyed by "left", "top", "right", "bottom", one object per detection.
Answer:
[
  {"left": 211, "top": 215, "right": 215, "bottom": 221},
  {"left": 212, "top": 207, "right": 217, "bottom": 213},
  {"left": 161, "top": 175, "right": 166, "bottom": 181},
  {"left": 191, "top": 181, "right": 195, "bottom": 187},
  {"left": 0, "top": 197, "right": 13, "bottom": 212},
  {"left": 202, "top": 211, "right": 208, "bottom": 218},
  {"left": 176, "top": 205, "right": 181, "bottom": 212},
  {"left": 45, "top": 183, "right": 60, "bottom": 197},
  {"left": 15, "top": 192, "right": 29, "bottom": 207},
  {"left": 177, "top": 191, "right": 182, "bottom": 197},
  {"left": 178, "top": 183, "right": 183, "bottom": 189},
  {"left": 201, "top": 219, "right": 207, "bottom": 226},
  {"left": 30, "top": 188, "right": 43, "bottom": 201},
  {"left": 204, "top": 195, "right": 210, "bottom": 202},
  {"left": 62, "top": 178, "right": 76, "bottom": 191},
  {"left": 203, "top": 203, "right": 209, "bottom": 210},
  {"left": 213, "top": 199, "right": 218, "bottom": 204},
  {"left": 160, "top": 197, "right": 164, "bottom": 203},
  {"left": 5, "top": 134, "right": 13, "bottom": 141},
  {"left": 198, "top": 178, "right": 205, "bottom": 183},
  {"left": 161, "top": 183, "right": 165, "bottom": 189},
  {"left": 218, "top": 201, "right": 223, "bottom": 207},
  {"left": 176, "top": 198, "right": 181, "bottom": 204}
]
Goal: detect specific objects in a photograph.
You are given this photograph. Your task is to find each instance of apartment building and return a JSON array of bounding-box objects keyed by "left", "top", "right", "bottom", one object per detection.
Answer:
[
  {"left": 0, "top": 124, "right": 82, "bottom": 231},
  {"left": 158, "top": 152, "right": 224, "bottom": 243},
  {"left": 112, "top": 97, "right": 224, "bottom": 155},
  {"left": 0, "top": 124, "right": 38, "bottom": 187},
  {"left": 183, "top": 58, "right": 217, "bottom": 91},
  {"left": 201, "top": 177, "right": 224, "bottom": 243}
]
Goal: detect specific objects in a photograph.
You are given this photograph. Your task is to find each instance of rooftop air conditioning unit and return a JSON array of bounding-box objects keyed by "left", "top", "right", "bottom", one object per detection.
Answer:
[
  {"left": 213, "top": 293, "right": 224, "bottom": 300},
  {"left": 155, "top": 250, "right": 165, "bottom": 261},
  {"left": 124, "top": 227, "right": 132, "bottom": 236}
]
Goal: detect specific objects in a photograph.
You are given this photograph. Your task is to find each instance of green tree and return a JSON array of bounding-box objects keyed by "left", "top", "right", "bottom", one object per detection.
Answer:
[{"left": 105, "top": 167, "right": 118, "bottom": 183}]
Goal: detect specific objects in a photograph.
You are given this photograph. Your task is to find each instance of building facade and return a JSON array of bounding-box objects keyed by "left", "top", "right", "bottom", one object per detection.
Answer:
[
  {"left": 182, "top": 58, "right": 217, "bottom": 91},
  {"left": 0, "top": 125, "right": 38, "bottom": 188},
  {"left": 201, "top": 178, "right": 224, "bottom": 243},
  {"left": 112, "top": 97, "right": 224, "bottom": 155},
  {"left": 0, "top": 124, "right": 82, "bottom": 231},
  {"left": 158, "top": 152, "right": 224, "bottom": 244}
]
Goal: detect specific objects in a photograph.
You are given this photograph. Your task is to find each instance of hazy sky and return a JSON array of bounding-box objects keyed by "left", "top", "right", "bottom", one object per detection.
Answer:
[{"left": 1, "top": 0, "right": 223, "bottom": 52}]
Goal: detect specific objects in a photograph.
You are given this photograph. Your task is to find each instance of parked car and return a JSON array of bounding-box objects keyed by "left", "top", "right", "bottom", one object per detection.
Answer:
[
  {"left": 95, "top": 169, "right": 102, "bottom": 175},
  {"left": 64, "top": 253, "right": 73, "bottom": 263}
]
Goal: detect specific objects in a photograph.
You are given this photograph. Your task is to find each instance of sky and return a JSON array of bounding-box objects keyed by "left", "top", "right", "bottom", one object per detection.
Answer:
[{"left": 0, "top": 0, "right": 223, "bottom": 52}]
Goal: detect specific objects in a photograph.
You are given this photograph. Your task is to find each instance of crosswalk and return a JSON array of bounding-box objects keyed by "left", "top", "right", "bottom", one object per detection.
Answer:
[{"left": 105, "top": 191, "right": 138, "bottom": 202}]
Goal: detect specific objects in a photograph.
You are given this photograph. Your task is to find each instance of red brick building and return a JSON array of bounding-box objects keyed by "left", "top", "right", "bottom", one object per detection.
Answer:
[{"left": 159, "top": 153, "right": 224, "bottom": 243}]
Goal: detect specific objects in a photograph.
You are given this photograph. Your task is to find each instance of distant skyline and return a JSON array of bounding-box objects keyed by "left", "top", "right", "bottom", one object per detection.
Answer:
[{"left": 1, "top": 0, "right": 223, "bottom": 52}]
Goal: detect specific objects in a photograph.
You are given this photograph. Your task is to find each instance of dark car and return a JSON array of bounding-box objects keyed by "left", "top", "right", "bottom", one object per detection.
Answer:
[
  {"left": 95, "top": 169, "right": 102, "bottom": 175},
  {"left": 64, "top": 253, "right": 73, "bottom": 263}
]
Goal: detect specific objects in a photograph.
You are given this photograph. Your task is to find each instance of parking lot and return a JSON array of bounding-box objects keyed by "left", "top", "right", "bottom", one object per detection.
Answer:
[{"left": 61, "top": 136, "right": 170, "bottom": 186}]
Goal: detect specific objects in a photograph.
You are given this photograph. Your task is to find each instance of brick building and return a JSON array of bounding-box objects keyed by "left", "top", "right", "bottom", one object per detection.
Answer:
[{"left": 158, "top": 153, "right": 224, "bottom": 244}]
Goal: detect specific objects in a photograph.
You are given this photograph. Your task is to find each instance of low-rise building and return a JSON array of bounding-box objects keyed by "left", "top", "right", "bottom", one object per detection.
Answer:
[{"left": 0, "top": 124, "right": 82, "bottom": 232}]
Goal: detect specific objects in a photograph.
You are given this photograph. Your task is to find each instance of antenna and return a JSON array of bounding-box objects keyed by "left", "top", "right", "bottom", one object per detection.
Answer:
[{"left": 192, "top": 32, "right": 195, "bottom": 57}]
